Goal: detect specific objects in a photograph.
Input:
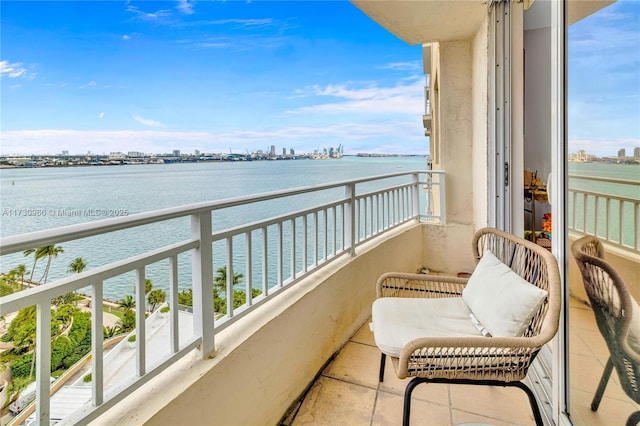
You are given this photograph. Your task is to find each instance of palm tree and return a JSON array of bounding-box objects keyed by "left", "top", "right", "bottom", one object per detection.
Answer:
[
  {"left": 65, "top": 257, "right": 87, "bottom": 305},
  {"left": 213, "top": 266, "right": 244, "bottom": 291},
  {"left": 15, "top": 264, "right": 27, "bottom": 287},
  {"left": 144, "top": 278, "right": 153, "bottom": 294},
  {"left": 23, "top": 248, "right": 40, "bottom": 281},
  {"left": 119, "top": 294, "right": 135, "bottom": 310},
  {"left": 147, "top": 288, "right": 166, "bottom": 312},
  {"left": 37, "top": 244, "right": 64, "bottom": 284},
  {"left": 67, "top": 257, "right": 87, "bottom": 274}
]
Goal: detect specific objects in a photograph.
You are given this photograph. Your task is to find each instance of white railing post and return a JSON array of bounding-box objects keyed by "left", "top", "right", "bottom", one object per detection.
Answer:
[
  {"left": 345, "top": 183, "right": 356, "bottom": 256},
  {"left": 192, "top": 211, "right": 215, "bottom": 358},
  {"left": 412, "top": 172, "right": 420, "bottom": 220},
  {"left": 36, "top": 301, "right": 51, "bottom": 425},
  {"left": 169, "top": 255, "right": 179, "bottom": 354},
  {"left": 439, "top": 173, "right": 447, "bottom": 224},
  {"left": 91, "top": 282, "right": 104, "bottom": 406},
  {"left": 135, "top": 267, "right": 146, "bottom": 376}
]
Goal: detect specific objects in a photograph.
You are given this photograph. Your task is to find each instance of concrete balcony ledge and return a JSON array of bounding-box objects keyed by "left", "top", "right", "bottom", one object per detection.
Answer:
[{"left": 92, "top": 222, "right": 425, "bottom": 425}]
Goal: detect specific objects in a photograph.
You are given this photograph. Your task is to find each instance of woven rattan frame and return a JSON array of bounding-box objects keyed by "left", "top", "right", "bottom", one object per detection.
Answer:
[
  {"left": 374, "top": 227, "right": 561, "bottom": 426},
  {"left": 571, "top": 236, "right": 640, "bottom": 426}
]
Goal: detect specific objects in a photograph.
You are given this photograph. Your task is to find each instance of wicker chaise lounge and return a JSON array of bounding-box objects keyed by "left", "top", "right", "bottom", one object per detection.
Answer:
[
  {"left": 371, "top": 227, "right": 561, "bottom": 426},
  {"left": 571, "top": 236, "right": 640, "bottom": 426}
]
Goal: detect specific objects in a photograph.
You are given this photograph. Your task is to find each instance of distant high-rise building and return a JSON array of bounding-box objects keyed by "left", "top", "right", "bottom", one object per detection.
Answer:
[
  {"left": 173, "top": 150, "right": 181, "bottom": 157},
  {"left": 290, "top": 149, "right": 295, "bottom": 156},
  {"left": 634, "top": 147, "right": 640, "bottom": 158},
  {"left": 617, "top": 148, "right": 626, "bottom": 158},
  {"left": 282, "top": 148, "right": 287, "bottom": 156},
  {"left": 61, "top": 150, "right": 69, "bottom": 156},
  {"left": 270, "top": 145, "right": 276, "bottom": 156},
  {"left": 194, "top": 149, "right": 200, "bottom": 156}
]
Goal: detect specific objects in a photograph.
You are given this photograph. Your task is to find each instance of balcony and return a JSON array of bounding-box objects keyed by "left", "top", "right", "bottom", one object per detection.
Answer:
[
  {"left": 1, "top": 170, "right": 452, "bottom": 425},
  {"left": 2, "top": 169, "right": 637, "bottom": 425}
]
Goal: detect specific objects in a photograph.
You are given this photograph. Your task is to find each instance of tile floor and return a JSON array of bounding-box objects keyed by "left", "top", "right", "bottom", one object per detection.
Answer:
[{"left": 283, "top": 297, "right": 639, "bottom": 426}]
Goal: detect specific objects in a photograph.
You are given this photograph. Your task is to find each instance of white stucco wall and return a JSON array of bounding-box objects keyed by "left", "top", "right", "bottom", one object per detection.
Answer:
[
  {"left": 438, "top": 40, "right": 474, "bottom": 227},
  {"left": 472, "top": 14, "right": 489, "bottom": 230}
]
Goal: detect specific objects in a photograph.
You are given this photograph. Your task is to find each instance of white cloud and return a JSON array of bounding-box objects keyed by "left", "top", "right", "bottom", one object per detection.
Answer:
[
  {"left": 99, "top": 112, "right": 105, "bottom": 119},
  {"left": 378, "top": 62, "right": 421, "bottom": 72},
  {"left": 126, "top": 3, "right": 172, "bottom": 21},
  {"left": 123, "top": 34, "right": 132, "bottom": 40},
  {"left": 289, "top": 79, "right": 424, "bottom": 115},
  {"left": 10, "top": 84, "right": 22, "bottom": 89},
  {"left": 133, "top": 115, "right": 165, "bottom": 127},
  {"left": 79, "top": 81, "right": 97, "bottom": 89},
  {"left": 177, "top": 0, "right": 194, "bottom": 15},
  {"left": 0, "top": 60, "right": 35, "bottom": 79}
]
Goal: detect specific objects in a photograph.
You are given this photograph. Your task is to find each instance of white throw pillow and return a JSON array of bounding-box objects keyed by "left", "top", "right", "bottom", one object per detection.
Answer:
[{"left": 462, "top": 250, "right": 548, "bottom": 337}]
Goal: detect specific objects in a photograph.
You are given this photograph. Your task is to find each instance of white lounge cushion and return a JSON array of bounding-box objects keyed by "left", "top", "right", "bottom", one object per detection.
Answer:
[
  {"left": 462, "top": 250, "right": 548, "bottom": 337},
  {"left": 371, "top": 297, "right": 482, "bottom": 358}
]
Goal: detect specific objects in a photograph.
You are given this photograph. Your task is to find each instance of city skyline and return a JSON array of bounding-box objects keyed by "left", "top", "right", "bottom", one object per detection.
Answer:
[{"left": 1, "top": 1, "right": 639, "bottom": 156}]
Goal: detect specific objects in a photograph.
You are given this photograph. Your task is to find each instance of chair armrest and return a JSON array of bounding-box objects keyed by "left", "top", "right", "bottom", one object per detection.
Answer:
[
  {"left": 376, "top": 272, "right": 467, "bottom": 299},
  {"left": 395, "top": 335, "right": 547, "bottom": 380}
]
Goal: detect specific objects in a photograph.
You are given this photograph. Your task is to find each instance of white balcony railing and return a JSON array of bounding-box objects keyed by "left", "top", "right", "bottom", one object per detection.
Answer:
[
  {"left": 568, "top": 174, "right": 640, "bottom": 253},
  {"left": 0, "top": 170, "right": 445, "bottom": 425}
]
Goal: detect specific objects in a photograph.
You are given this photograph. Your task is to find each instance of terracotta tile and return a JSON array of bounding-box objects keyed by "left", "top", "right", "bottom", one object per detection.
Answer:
[
  {"left": 351, "top": 321, "right": 376, "bottom": 347},
  {"left": 373, "top": 390, "right": 451, "bottom": 426},
  {"left": 452, "top": 408, "right": 531, "bottom": 426},
  {"left": 378, "top": 360, "right": 451, "bottom": 407},
  {"left": 569, "top": 353, "right": 630, "bottom": 401},
  {"left": 292, "top": 376, "right": 376, "bottom": 426},
  {"left": 449, "top": 384, "right": 534, "bottom": 424},
  {"left": 322, "top": 341, "right": 381, "bottom": 389},
  {"left": 569, "top": 387, "right": 640, "bottom": 426}
]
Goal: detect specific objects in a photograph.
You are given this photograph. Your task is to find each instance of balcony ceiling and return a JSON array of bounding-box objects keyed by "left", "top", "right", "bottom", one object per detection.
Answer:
[{"left": 351, "top": 0, "right": 487, "bottom": 45}]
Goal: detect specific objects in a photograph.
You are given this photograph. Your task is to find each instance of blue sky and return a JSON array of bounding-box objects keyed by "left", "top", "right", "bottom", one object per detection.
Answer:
[
  {"left": 0, "top": 1, "right": 638, "bottom": 157},
  {"left": 568, "top": 0, "right": 640, "bottom": 157},
  {"left": 1, "top": 1, "right": 426, "bottom": 156}
]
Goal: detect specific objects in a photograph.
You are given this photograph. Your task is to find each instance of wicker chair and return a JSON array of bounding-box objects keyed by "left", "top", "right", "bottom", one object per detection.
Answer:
[
  {"left": 371, "top": 227, "right": 561, "bottom": 426},
  {"left": 571, "top": 236, "right": 640, "bottom": 426}
]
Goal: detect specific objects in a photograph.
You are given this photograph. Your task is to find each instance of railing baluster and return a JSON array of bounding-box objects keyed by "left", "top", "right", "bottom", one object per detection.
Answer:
[
  {"left": 262, "top": 227, "right": 269, "bottom": 297},
  {"left": 169, "top": 255, "right": 179, "bottom": 354},
  {"left": 606, "top": 198, "right": 611, "bottom": 240},
  {"left": 36, "top": 301, "right": 52, "bottom": 425},
  {"left": 594, "top": 196, "right": 600, "bottom": 237},
  {"left": 345, "top": 184, "right": 354, "bottom": 255},
  {"left": 323, "top": 209, "right": 328, "bottom": 260},
  {"left": 291, "top": 218, "right": 296, "bottom": 279},
  {"left": 332, "top": 206, "right": 337, "bottom": 255},
  {"left": 227, "top": 237, "right": 234, "bottom": 317},
  {"left": 277, "top": 222, "right": 283, "bottom": 287},
  {"left": 619, "top": 200, "right": 624, "bottom": 245},
  {"left": 92, "top": 282, "right": 104, "bottom": 406},
  {"left": 302, "top": 215, "right": 308, "bottom": 273},
  {"left": 635, "top": 202, "right": 640, "bottom": 251},
  {"left": 246, "top": 232, "right": 253, "bottom": 306},
  {"left": 313, "top": 212, "right": 319, "bottom": 265},
  {"left": 135, "top": 267, "right": 146, "bottom": 376}
]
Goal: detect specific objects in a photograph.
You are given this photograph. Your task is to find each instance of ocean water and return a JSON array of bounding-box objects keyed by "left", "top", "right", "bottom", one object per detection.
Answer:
[{"left": 0, "top": 157, "right": 426, "bottom": 300}]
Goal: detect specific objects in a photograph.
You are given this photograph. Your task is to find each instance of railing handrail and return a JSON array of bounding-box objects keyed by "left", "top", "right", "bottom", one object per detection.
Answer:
[
  {"left": 0, "top": 170, "right": 443, "bottom": 256},
  {"left": 568, "top": 174, "right": 640, "bottom": 187}
]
